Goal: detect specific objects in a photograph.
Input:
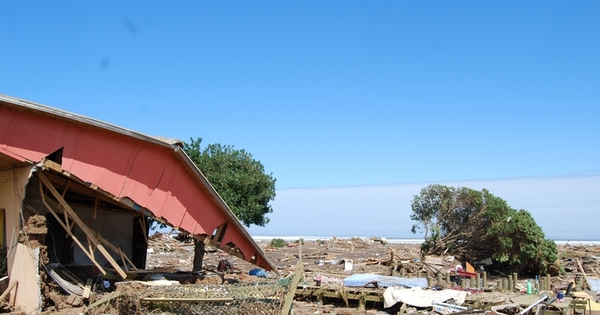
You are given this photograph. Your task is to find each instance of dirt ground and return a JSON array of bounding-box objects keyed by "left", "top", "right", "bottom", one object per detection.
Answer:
[
  {"left": 141, "top": 234, "right": 600, "bottom": 315},
  {"left": 4, "top": 234, "right": 600, "bottom": 314}
]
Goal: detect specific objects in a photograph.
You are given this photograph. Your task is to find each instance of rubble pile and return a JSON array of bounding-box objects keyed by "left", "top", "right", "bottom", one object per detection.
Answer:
[{"left": 3, "top": 233, "right": 600, "bottom": 315}]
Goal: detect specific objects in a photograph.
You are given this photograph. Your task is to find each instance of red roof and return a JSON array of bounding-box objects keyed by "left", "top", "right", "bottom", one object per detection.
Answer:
[{"left": 0, "top": 94, "right": 275, "bottom": 271}]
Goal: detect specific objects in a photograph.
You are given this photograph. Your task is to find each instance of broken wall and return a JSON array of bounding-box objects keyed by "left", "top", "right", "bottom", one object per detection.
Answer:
[
  {"left": 0, "top": 166, "right": 33, "bottom": 273},
  {"left": 0, "top": 166, "right": 43, "bottom": 313}
]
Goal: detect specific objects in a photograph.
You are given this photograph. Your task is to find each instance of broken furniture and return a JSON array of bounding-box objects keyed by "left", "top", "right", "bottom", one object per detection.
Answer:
[{"left": 567, "top": 298, "right": 591, "bottom": 315}]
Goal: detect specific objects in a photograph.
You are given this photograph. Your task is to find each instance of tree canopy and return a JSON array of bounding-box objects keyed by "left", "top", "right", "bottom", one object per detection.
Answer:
[
  {"left": 410, "top": 184, "right": 557, "bottom": 275},
  {"left": 184, "top": 138, "right": 276, "bottom": 227}
]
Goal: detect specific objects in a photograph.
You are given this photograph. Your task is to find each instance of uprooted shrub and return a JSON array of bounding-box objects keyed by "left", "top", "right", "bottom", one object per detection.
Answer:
[{"left": 410, "top": 184, "right": 558, "bottom": 275}]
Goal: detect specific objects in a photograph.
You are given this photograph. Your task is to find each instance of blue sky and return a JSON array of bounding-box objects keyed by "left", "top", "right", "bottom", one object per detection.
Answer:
[{"left": 1, "top": 2, "right": 599, "bottom": 239}]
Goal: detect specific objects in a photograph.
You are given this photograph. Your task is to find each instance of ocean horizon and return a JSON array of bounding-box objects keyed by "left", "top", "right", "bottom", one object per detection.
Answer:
[{"left": 251, "top": 235, "right": 600, "bottom": 245}]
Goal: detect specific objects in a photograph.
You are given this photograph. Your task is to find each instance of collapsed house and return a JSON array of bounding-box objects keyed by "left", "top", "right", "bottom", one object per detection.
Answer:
[{"left": 0, "top": 94, "right": 275, "bottom": 313}]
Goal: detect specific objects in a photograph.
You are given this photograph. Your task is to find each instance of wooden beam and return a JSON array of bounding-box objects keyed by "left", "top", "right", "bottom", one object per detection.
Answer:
[
  {"left": 577, "top": 259, "right": 586, "bottom": 276},
  {"left": 138, "top": 216, "right": 148, "bottom": 245},
  {"left": 93, "top": 192, "right": 98, "bottom": 219},
  {"left": 61, "top": 180, "right": 70, "bottom": 198},
  {"left": 211, "top": 222, "right": 228, "bottom": 244},
  {"left": 40, "top": 169, "right": 133, "bottom": 215},
  {"left": 95, "top": 233, "right": 138, "bottom": 271},
  {"left": 41, "top": 193, "right": 107, "bottom": 276},
  {"left": 42, "top": 159, "right": 62, "bottom": 173},
  {"left": 38, "top": 172, "right": 127, "bottom": 279},
  {"left": 0, "top": 281, "right": 18, "bottom": 303}
]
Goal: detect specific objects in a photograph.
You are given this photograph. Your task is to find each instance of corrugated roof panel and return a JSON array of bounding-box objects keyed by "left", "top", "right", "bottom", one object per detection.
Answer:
[{"left": 1, "top": 107, "right": 68, "bottom": 163}]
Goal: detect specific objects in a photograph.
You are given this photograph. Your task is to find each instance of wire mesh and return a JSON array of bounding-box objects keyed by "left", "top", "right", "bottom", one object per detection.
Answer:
[{"left": 86, "top": 280, "right": 288, "bottom": 315}]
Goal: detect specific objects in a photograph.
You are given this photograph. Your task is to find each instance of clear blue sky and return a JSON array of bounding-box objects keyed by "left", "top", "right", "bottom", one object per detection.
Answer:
[{"left": 2, "top": 2, "right": 599, "bottom": 238}]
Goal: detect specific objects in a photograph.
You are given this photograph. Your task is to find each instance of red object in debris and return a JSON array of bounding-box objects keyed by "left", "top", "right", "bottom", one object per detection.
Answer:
[{"left": 457, "top": 270, "right": 477, "bottom": 278}]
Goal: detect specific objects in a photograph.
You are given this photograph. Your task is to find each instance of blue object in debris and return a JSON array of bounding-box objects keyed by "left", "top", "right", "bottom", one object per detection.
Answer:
[
  {"left": 249, "top": 268, "right": 267, "bottom": 278},
  {"left": 343, "top": 274, "right": 428, "bottom": 288}
]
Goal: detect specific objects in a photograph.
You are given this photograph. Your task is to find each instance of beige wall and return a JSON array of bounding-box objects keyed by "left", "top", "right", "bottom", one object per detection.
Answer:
[
  {"left": 0, "top": 166, "right": 32, "bottom": 271},
  {"left": 0, "top": 166, "right": 42, "bottom": 313}
]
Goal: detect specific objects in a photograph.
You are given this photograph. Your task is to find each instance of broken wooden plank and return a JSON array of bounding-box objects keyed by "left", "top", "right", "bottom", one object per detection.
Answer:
[
  {"left": 281, "top": 261, "right": 304, "bottom": 315},
  {"left": 82, "top": 279, "right": 93, "bottom": 299},
  {"left": 0, "top": 281, "right": 18, "bottom": 302},
  {"left": 577, "top": 258, "right": 587, "bottom": 276}
]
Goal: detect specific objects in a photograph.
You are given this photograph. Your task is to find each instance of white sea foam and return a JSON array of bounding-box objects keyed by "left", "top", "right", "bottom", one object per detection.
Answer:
[{"left": 252, "top": 235, "right": 425, "bottom": 244}]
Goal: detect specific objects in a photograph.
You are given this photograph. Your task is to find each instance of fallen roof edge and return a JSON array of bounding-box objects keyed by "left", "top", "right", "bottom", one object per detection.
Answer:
[{"left": 174, "top": 148, "right": 278, "bottom": 272}]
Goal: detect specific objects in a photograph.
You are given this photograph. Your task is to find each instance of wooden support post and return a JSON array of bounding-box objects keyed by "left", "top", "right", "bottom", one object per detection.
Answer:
[
  {"left": 427, "top": 277, "right": 433, "bottom": 288},
  {"left": 460, "top": 279, "right": 466, "bottom": 289},
  {"left": 498, "top": 279, "right": 503, "bottom": 291},
  {"left": 192, "top": 239, "right": 206, "bottom": 274},
  {"left": 476, "top": 273, "right": 481, "bottom": 289},
  {"left": 539, "top": 277, "right": 545, "bottom": 291},
  {"left": 400, "top": 268, "right": 406, "bottom": 277},
  {"left": 483, "top": 272, "right": 487, "bottom": 288},
  {"left": 317, "top": 290, "right": 324, "bottom": 305},
  {"left": 339, "top": 288, "right": 349, "bottom": 307},
  {"left": 513, "top": 273, "right": 518, "bottom": 289},
  {"left": 454, "top": 271, "right": 459, "bottom": 285},
  {"left": 445, "top": 273, "right": 450, "bottom": 285},
  {"left": 508, "top": 277, "right": 513, "bottom": 291},
  {"left": 470, "top": 277, "right": 475, "bottom": 288},
  {"left": 437, "top": 274, "right": 442, "bottom": 286},
  {"left": 358, "top": 292, "right": 366, "bottom": 311},
  {"left": 546, "top": 275, "right": 551, "bottom": 291}
]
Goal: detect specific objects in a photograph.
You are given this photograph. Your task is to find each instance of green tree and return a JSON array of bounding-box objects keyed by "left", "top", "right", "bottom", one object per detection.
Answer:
[
  {"left": 410, "top": 184, "right": 557, "bottom": 274},
  {"left": 184, "top": 137, "right": 276, "bottom": 227}
]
